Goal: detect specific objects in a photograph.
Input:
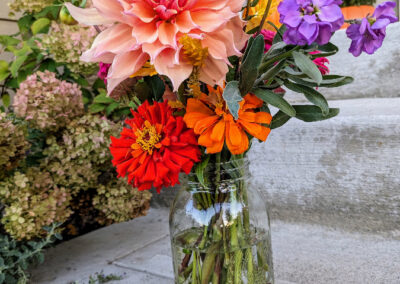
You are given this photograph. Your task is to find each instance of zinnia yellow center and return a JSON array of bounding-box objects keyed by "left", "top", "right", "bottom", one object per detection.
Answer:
[
  {"left": 179, "top": 35, "right": 209, "bottom": 67},
  {"left": 133, "top": 120, "right": 161, "bottom": 154}
]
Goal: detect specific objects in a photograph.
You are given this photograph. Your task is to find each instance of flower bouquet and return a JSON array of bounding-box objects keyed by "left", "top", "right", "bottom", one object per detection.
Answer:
[{"left": 66, "top": 0, "right": 397, "bottom": 283}]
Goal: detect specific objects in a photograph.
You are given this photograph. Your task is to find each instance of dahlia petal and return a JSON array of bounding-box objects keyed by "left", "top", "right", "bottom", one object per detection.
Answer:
[
  {"left": 226, "top": 0, "right": 245, "bottom": 13},
  {"left": 84, "top": 24, "right": 138, "bottom": 63},
  {"left": 92, "top": 0, "right": 124, "bottom": 22},
  {"left": 131, "top": 20, "right": 159, "bottom": 44},
  {"left": 190, "top": 7, "right": 235, "bottom": 32},
  {"left": 192, "top": 0, "right": 230, "bottom": 11},
  {"left": 107, "top": 50, "right": 149, "bottom": 94},
  {"left": 65, "top": 3, "right": 114, "bottom": 25},
  {"left": 154, "top": 49, "right": 192, "bottom": 90},
  {"left": 158, "top": 21, "right": 178, "bottom": 48},
  {"left": 199, "top": 57, "right": 228, "bottom": 87},
  {"left": 175, "top": 11, "right": 199, "bottom": 33},
  {"left": 142, "top": 41, "right": 168, "bottom": 62},
  {"left": 127, "top": 1, "right": 156, "bottom": 23}
]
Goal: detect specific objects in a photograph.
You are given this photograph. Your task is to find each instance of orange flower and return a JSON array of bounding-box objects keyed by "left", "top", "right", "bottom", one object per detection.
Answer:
[{"left": 184, "top": 86, "right": 272, "bottom": 155}]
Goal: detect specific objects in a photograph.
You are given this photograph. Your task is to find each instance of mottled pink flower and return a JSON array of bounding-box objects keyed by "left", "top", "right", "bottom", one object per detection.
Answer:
[{"left": 66, "top": 0, "right": 248, "bottom": 93}]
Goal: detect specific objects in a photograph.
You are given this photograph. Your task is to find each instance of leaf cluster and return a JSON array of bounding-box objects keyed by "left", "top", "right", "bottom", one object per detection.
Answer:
[
  {"left": 222, "top": 24, "right": 353, "bottom": 130},
  {"left": 0, "top": 223, "right": 61, "bottom": 284}
]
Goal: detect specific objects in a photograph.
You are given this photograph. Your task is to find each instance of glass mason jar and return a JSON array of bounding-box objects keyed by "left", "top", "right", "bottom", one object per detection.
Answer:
[{"left": 169, "top": 156, "right": 274, "bottom": 284}]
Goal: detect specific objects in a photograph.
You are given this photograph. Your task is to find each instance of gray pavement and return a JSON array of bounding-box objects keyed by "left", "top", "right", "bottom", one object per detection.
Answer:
[{"left": 31, "top": 208, "right": 400, "bottom": 284}]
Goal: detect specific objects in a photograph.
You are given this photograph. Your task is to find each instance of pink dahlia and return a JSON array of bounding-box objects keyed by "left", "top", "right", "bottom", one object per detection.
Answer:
[{"left": 66, "top": 0, "right": 248, "bottom": 93}]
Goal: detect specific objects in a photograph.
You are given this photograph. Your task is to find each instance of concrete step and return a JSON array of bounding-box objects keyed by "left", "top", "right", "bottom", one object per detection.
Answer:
[
  {"left": 285, "top": 22, "right": 400, "bottom": 102},
  {"left": 249, "top": 97, "right": 400, "bottom": 236},
  {"left": 153, "top": 98, "right": 400, "bottom": 235},
  {"left": 30, "top": 209, "right": 400, "bottom": 284}
]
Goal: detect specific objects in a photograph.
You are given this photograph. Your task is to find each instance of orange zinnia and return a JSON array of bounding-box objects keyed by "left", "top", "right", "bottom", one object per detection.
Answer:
[{"left": 184, "top": 86, "right": 272, "bottom": 155}]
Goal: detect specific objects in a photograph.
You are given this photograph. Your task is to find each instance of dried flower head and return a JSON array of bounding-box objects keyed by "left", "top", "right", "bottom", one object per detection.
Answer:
[
  {"left": 0, "top": 113, "right": 30, "bottom": 176},
  {"left": 13, "top": 70, "right": 84, "bottom": 132},
  {"left": 9, "top": 0, "right": 53, "bottom": 13},
  {"left": 40, "top": 22, "right": 98, "bottom": 75},
  {"left": 42, "top": 114, "right": 122, "bottom": 194},
  {"left": 0, "top": 168, "right": 72, "bottom": 240},
  {"left": 93, "top": 179, "right": 152, "bottom": 225}
]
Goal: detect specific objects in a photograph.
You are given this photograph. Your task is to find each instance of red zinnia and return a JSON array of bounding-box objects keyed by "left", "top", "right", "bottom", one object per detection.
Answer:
[{"left": 110, "top": 101, "right": 201, "bottom": 192}]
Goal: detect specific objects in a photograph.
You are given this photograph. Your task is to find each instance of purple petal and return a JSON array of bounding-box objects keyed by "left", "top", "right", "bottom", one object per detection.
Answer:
[
  {"left": 318, "top": 5, "right": 343, "bottom": 22},
  {"left": 315, "top": 22, "right": 333, "bottom": 45},
  {"left": 299, "top": 21, "right": 318, "bottom": 44},
  {"left": 278, "top": 0, "right": 300, "bottom": 17},
  {"left": 373, "top": 1, "right": 398, "bottom": 23},
  {"left": 372, "top": 18, "right": 391, "bottom": 29},
  {"left": 348, "top": 38, "right": 363, "bottom": 57},
  {"left": 346, "top": 23, "right": 362, "bottom": 41},
  {"left": 282, "top": 10, "right": 303, "bottom": 27}
]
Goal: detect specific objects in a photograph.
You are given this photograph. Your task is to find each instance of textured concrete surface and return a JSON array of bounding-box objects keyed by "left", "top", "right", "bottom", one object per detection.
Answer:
[
  {"left": 31, "top": 209, "right": 400, "bottom": 284},
  {"left": 285, "top": 22, "right": 400, "bottom": 102},
  {"left": 151, "top": 98, "right": 400, "bottom": 235},
  {"left": 248, "top": 97, "right": 400, "bottom": 235}
]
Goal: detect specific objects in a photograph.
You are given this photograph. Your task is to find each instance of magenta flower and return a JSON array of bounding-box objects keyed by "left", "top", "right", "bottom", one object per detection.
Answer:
[
  {"left": 260, "top": 30, "right": 275, "bottom": 52},
  {"left": 98, "top": 62, "right": 111, "bottom": 84},
  {"left": 346, "top": 1, "right": 398, "bottom": 57},
  {"left": 310, "top": 51, "right": 330, "bottom": 75},
  {"left": 278, "top": 0, "right": 344, "bottom": 45}
]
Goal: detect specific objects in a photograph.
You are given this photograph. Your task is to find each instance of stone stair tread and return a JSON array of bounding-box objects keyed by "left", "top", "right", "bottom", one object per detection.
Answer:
[{"left": 31, "top": 208, "right": 400, "bottom": 284}]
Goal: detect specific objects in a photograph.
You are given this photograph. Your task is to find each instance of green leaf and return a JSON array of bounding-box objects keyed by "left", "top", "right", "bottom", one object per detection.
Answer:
[
  {"left": 89, "top": 103, "right": 106, "bottom": 113},
  {"left": 257, "top": 59, "right": 286, "bottom": 85},
  {"left": 0, "top": 60, "right": 10, "bottom": 82},
  {"left": 239, "top": 34, "right": 265, "bottom": 94},
  {"left": 31, "top": 18, "right": 51, "bottom": 35},
  {"left": 319, "top": 75, "right": 354, "bottom": 87},
  {"left": 38, "top": 58, "right": 57, "bottom": 72},
  {"left": 34, "top": 5, "right": 61, "bottom": 19},
  {"left": 293, "top": 105, "right": 339, "bottom": 122},
  {"left": 195, "top": 155, "right": 210, "bottom": 187},
  {"left": 272, "top": 24, "right": 286, "bottom": 44},
  {"left": 18, "top": 15, "right": 34, "bottom": 36},
  {"left": 284, "top": 81, "right": 329, "bottom": 115},
  {"left": 0, "top": 35, "right": 19, "bottom": 47},
  {"left": 93, "top": 94, "right": 114, "bottom": 104},
  {"left": 315, "top": 42, "right": 339, "bottom": 57},
  {"left": 222, "top": 81, "right": 243, "bottom": 120},
  {"left": 10, "top": 55, "right": 28, "bottom": 77},
  {"left": 106, "top": 102, "right": 119, "bottom": 115},
  {"left": 253, "top": 88, "right": 296, "bottom": 117},
  {"left": 292, "top": 51, "right": 322, "bottom": 84},
  {"left": 2, "top": 94, "right": 10, "bottom": 108},
  {"left": 271, "top": 110, "right": 291, "bottom": 129},
  {"left": 145, "top": 76, "right": 165, "bottom": 101}
]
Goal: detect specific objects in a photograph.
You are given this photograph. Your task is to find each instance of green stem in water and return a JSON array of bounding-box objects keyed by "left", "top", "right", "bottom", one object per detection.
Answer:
[{"left": 192, "top": 251, "right": 198, "bottom": 284}]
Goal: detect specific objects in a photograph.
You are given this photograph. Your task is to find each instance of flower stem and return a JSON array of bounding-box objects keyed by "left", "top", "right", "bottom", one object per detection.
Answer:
[{"left": 258, "top": 0, "right": 274, "bottom": 34}]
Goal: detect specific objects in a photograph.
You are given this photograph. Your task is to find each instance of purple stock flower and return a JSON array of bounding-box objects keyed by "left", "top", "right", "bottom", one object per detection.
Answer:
[
  {"left": 278, "top": 0, "right": 344, "bottom": 45},
  {"left": 346, "top": 1, "right": 398, "bottom": 57}
]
